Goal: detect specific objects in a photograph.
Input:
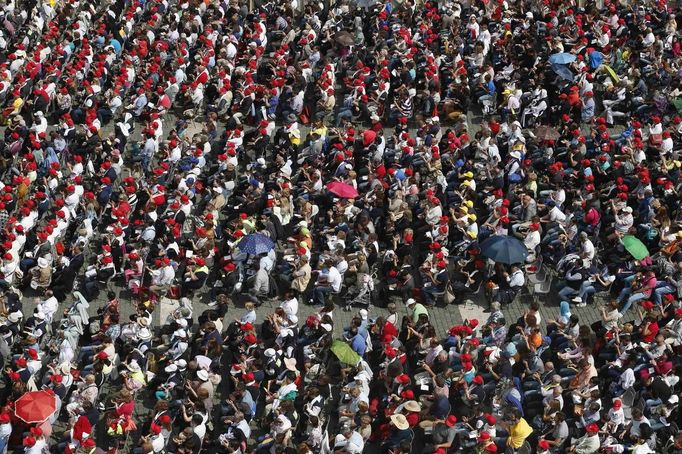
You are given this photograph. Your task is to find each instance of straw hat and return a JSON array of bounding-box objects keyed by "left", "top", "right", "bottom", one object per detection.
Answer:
[
  {"left": 390, "top": 414, "right": 410, "bottom": 430},
  {"left": 403, "top": 401, "right": 421, "bottom": 412}
]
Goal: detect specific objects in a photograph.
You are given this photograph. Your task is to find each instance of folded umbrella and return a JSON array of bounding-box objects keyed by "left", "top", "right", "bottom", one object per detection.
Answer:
[
  {"left": 237, "top": 233, "right": 275, "bottom": 255},
  {"left": 479, "top": 235, "right": 528, "bottom": 265}
]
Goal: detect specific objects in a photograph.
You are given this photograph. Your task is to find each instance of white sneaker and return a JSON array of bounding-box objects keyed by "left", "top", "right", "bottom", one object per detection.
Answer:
[
  {"left": 207, "top": 301, "right": 218, "bottom": 307},
  {"left": 577, "top": 303, "right": 587, "bottom": 307}
]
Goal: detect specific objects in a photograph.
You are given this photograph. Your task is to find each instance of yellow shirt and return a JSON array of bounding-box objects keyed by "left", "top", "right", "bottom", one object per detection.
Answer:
[{"left": 508, "top": 418, "right": 533, "bottom": 448}]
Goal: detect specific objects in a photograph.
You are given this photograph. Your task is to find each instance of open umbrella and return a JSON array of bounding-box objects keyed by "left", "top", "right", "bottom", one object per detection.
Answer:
[
  {"left": 237, "top": 233, "right": 275, "bottom": 255},
  {"left": 602, "top": 65, "right": 620, "bottom": 83},
  {"left": 549, "top": 52, "right": 577, "bottom": 65},
  {"left": 621, "top": 235, "right": 649, "bottom": 260},
  {"left": 479, "top": 235, "right": 528, "bottom": 265},
  {"left": 14, "top": 390, "right": 57, "bottom": 424},
  {"left": 334, "top": 30, "right": 354, "bottom": 47},
  {"left": 330, "top": 340, "right": 361, "bottom": 366},
  {"left": 535, "top": 125, "right": 560, "bottom": 141},
  {"left": 550, "top": 63, "right": 575, "bottom": 82},
  {"left": 326, "top": 181, "right": 359, "bottom": 199}
]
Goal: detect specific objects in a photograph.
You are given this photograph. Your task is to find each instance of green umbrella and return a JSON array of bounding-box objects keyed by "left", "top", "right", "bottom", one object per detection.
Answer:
[
  {"left": 621, "top": 235, "right": 650, "bottom": 260},
  {"left": 330, "top": 340, "right": 361, "bottom": 366}
]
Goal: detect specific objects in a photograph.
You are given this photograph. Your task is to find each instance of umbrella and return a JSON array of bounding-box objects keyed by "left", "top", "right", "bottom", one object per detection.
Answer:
[
  {"left": 14, "top": 391, "right": 57, "bottom": 424},
  {"left": 237, "top": 233, "right": 275, "bottom": 255},
  {"left": 602, "top": 65, "right": 620, "bottom": 83},
  {"left": 550, "top": 64, "right": 575, "bottom": 82},
  {"left": 330, "top": 340, "right": 361, "bottom": 366},
  {"left": 334, "top": 30, "right": 354, "bottom": 47},
  {"left": 479, "top": 235, "right": 528, "bottom": 265},
  {"left": 535, "top": 125, "right": 560, "bottom": 141},
  {"left": 326, "top": 181, "right": 359, "bottom": 199},
  {"left": 549, "top": 52, "right": 577, "bottom": 65},
  {"left": 621, "top": 235, "right": 649, "bottom": 260}
]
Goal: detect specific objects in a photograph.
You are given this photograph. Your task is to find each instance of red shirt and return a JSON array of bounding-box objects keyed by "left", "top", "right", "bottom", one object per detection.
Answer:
[{"left": 641, "top": 321, "right": 659, "bottom": 343}]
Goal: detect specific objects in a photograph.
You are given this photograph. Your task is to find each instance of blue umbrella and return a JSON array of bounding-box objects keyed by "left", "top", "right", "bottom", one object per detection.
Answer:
[
  {"left": 550, "top": 63, "right": 575, "bottom": 82},
  {"left": 479, "top": 235, "right": 528, "bottom": 265},
  {"left": 548, "top": 52, "right": 577, "bottom": 65},
  {"left": 237, "top": 233, "right": 275, "bottom": 255}
]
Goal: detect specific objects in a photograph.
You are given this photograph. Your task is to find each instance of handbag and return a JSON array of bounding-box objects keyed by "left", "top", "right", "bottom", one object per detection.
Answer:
[{"left": 444, "top": 283, "right": 457, "bottom": 304}]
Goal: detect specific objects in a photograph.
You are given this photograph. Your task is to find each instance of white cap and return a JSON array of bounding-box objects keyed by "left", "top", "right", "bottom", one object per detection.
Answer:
[
  {"left": 406, "top": 298, "right": 416, "bottom": 306},
  {"left": 359, "top": 309, "right": 368, "bottom": 320},
  {"left": 197, "top": 369, "right": 209, "bottom": 381}
]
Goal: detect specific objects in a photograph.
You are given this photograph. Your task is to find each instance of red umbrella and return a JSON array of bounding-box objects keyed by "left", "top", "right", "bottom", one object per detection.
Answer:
[
  {"left": 14, "top": 391, "right": 57, "bottom": 424},
  {"left": 326, "top": 181, "right": 359, "bottom": 199}
]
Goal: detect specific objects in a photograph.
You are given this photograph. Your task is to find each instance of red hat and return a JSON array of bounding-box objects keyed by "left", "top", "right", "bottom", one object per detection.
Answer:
[
  {"left": 484, "top": 444, "right": 497, "bottom": 452},
  {"left": 0, "top": 413, "right": 10, "bottom": 423},
  {"left": 445, "top": 415, "right": 457, "bottom": 427},
  {"left": 485, "top": 414, "right": 497, "bottom": 425},
  {"left": 23, "top": 436, "right": 36, "bottom": 447},
  {"left": 27, "top": 348, "right": 38, "bottom": 360},
  {"left": 400, "top": 389, "right": 414, "bottom": 399},
  {"left": 538, "top": 439, "right": 550, "bottom": 450},
  {"left": 473, "top": 375, "right": 484, "bottom": 385},
  {"left": 158, "top": 414, "right": 171, "bottom": 424},
  {"left": 241, "top": 322, "right": 254, "bottom": 331},
  {"left": 50, "top": 374, "right": 62, "bottom": 383},
  {"left": 641, "top": 300, "right": 654, "bottom": 310},
  {"left": 586, "top": 423, "right": 600, "bottom": 433},
  {"left": 396, "top": 374, "right": 410, "bottom": 384},
  {"left": 150, "top": 423, "right": 161, "bottom": 434},
  {"left": 29, "top": 427, "right": 42, "bottom": 437},
  {"left": 613, "top": 399, "right": 622, "bottom": 409},
  {"left": 478, "top": 431, "right": 491, "bottom": 442},
  {"left": 243, "top": 334, "right": 257, "bottom": 344}
]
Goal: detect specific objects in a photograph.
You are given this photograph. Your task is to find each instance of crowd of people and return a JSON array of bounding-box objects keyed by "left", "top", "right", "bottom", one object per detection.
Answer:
[{"left": 0, "top": 0, "right": 679, "bottom": 452}]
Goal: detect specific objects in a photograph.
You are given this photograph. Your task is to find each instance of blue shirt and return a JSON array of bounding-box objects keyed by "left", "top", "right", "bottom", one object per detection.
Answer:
[{"left": 351, "top": 334, "right": 366, "bottom": 357}]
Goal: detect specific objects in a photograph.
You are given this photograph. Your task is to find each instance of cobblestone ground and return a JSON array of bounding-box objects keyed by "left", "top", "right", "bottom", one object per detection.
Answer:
[{"left": 11, "top": 110, "right": 618, "bottom": 450}]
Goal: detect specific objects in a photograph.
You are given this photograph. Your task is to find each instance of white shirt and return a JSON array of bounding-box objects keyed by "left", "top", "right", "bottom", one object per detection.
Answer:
[
  {"left": 549, "top": 206, "right": 567, "bottom": 223},
  {"left": 280, "top": 297, "right": 298, "bottom": 317},
  {"left": 581, "top": 239, "right": 595, "bottom": 260},
  {"left": 327, "top": 266, "right": 342, "bottom": 292},
  {"left": 334, "top": 431, "right": 364, "bottom": 454},
  {"left": 509, "top": 270, "right": 525, "bottom": 287}
]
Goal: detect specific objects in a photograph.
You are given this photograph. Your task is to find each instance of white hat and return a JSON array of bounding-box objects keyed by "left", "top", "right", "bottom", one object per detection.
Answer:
[
  {"left": 138, "top": 327, "right": 152, "bottom": 340},
  {"left": 359, "top": 309, "right": 368, "bottom": 320},
  {"left": 173, "top": 329, "right": 187, "bottom": 338},
  {"left": 164, "top": 364, "right": 178, "bottom": 373},
  {"left": 283, "top": 357, "right": 298, "bottom": 371},
  {"left": 175, "top": 359, "right": 187, "bottom": 369},
  {"left": 35, "top": 312, "right": 45, "bottom": 320},
  {"left": 264, "top": 348, "right": 277, "bottom": 358},
  {"left": 126, "top": 360, "right": 141, "bottom": 372},
  {"left": 622, "top": 206, "right": 633, "bottom": 213},
  {"left": 197, "top": 369, "right": 209, "bottom": 381},
  {"left": 406, "top": 298, "right": 416, "bottom": 306},
  {"left": 37, "top": 257, "right": 49, "bottom": 268},
  {"left": 176, "top": 318, "right": 188, "bottom": 328},
  {"left": 669, "top": 395, "right": 679, "bottom": 404},
  {"left": 320, "top": 323, "right": 332, "bottom": 332},
  {"left": 8, "top": 311, "right": 22, "bottom": 323},
  {"left": 288, "top": 315, "right": 298, "bottom": 325}
]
